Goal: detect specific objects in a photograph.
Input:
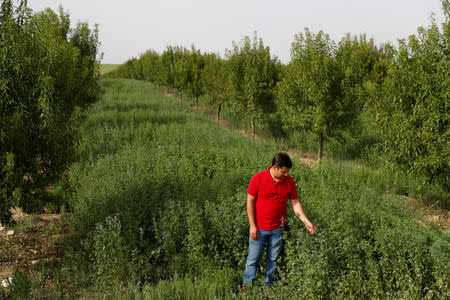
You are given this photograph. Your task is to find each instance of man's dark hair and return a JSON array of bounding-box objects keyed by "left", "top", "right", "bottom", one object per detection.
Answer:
[{"left": 272, "top": 152, "right": 292, "bottom": 169}]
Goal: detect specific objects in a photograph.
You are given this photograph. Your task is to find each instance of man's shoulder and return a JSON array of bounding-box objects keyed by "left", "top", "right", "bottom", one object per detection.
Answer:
[
  {"left": 252, "top": 168, "right": 268, "bottom": 178},
  {"left": 249, "top": 169, "right": 268, "bottom": 184}
]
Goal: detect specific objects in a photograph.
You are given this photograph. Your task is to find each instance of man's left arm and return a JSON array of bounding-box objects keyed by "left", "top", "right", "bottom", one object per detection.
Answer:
[{"left": 289, "top": 198, "right": 316, "bottom": 234}]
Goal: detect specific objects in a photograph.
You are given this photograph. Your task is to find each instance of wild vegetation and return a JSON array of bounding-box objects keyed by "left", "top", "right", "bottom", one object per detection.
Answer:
[
  {"left": 1, "top": 77, "right": 448, "bottom": 299},
  {"left": 100, "top": 64, "right": 120, "bottom": 74},
  {"left": 64, "top": 79, "right": 450, "bottom": 298},
  {"left": 1, "top": 0, "right": 449, "bottom": 299}
]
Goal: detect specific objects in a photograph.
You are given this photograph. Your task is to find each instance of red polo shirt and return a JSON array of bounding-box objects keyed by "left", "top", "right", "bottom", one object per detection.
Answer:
[{"left": 247, "top": 166, "right": 298, "bottom": 230}]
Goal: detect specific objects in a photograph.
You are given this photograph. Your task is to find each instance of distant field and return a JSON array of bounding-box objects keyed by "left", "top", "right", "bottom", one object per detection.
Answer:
[{"left": 100, "top": 64, "right": 120, "bottom": 73}]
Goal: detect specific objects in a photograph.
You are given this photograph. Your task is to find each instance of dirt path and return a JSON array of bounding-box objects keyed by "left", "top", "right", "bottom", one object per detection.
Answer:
[{"left": 399, "top": 194, "right": 449, "bottom": 233}]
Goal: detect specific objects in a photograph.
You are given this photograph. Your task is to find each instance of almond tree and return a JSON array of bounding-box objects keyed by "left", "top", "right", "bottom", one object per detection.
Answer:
[
  {"left": 140, "top": 50, "right": 161, "bottom": 86},
  {"left": 227, "top": 33, "right": 279, "bottom": 135},
  {"left": 368, "top": 5, "right": 450, "bottom": 189},
  {"left": 160, "top": 45, "right": 179, "bottom": 94},
  {"left": 0, "top": 1, "right": 101, "bottom": 224},
  {"left": 184, "top": 45, "right": 205, "bottom": 108},
  {"left": 276, "top": 29, "right": 379, "bottom": 161},
  {"left": 202, "top": 53, "right": 230, "bottom": 119}
]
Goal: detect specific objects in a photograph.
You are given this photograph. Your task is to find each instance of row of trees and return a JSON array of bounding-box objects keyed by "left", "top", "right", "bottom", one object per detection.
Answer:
[
  {"left": 109, "top": 1, "right": 449, "bottom": 193},
  {"left": 107, "top": 32, "right": 386, "bottom": 162},
  {"left": 107, "top": 37, "right": 280, "bottom": 137},
  {"left": 0, "top": 0, "right": 101, "bottom": 224}
]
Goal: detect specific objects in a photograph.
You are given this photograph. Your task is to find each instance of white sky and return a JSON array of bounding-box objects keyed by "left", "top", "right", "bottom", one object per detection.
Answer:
[{"left": 29, "top": 0, "right": 446, "bottom": 64}]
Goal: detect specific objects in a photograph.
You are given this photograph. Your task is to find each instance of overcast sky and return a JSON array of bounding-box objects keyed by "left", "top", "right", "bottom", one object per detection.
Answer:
[{"left": 29, "top": 0, "right": 446, "bottom": 64}]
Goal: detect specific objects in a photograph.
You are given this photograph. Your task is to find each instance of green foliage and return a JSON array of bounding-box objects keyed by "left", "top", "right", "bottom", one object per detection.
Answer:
[
  {"left": 140, "top": 50, "right": 162, "bottom": 83},
  {"left": 162, "top": 45, "right": 183, "bottom": 93},
  {"left": 100, "top": 64, "right": 120, "bottom": 73},
  {"left": 107, "top": 57, "right": 141, "bottom": 79},
  {"left": 183, "top": 45, "right": 206, "bottom": 106},
  {"left": 70, "top": 78, "right": 275, "bottom": 284},
  {"left": 7, "top": 268, "right": 31, "bottom": 300},
  {"left": 103, "top": 10, "right": 447, "bottom": 198},
  {"left": 276, "top": 29, "right": 381, "bottom": 161},
  {"left": 283, "top": 161, "right": 449, "bottom": 299},
  {"left": 226, "top": 32, "right": 279, "bottom": 135},
  {"left": 140, "top": 267, "right": 241, "bottom": 300},
  {"left": 367, "top": 16, "right": 450, "bottom": 191},
  {"left": 0, "top": 1, "right": 100, "bottom": 224},
  {"left": 276, "top": 29, "right": 336, "bottom": 136},
  {"left": 443, "top": 0, "right": 450, "bottom": 20},
  {"left": 67, "top": 78, "right": 449, "bottom": 298},
  {"left": 202, "top": 53, "right": 230, "bottom": 119},
  {"left": 84, "top": 215, "right": 134, "bottom": 285}
]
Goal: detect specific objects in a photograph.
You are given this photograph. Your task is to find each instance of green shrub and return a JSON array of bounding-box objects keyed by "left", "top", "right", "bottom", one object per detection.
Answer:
[
  {"left": 7, "top": 268, "right": 31, "bottom": 300},
  {"left": 84, "top": 215, "right": 133, "bottom": 285}
]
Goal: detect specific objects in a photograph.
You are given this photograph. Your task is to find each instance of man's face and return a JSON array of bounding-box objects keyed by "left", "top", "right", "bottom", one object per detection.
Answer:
[{"left": 272, "top": 166, "right": 290, "bottom": 180}]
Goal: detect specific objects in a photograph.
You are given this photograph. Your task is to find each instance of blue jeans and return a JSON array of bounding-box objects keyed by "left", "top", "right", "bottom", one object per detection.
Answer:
[{"left": 242, "top": 228, "right": 283, "bottom": 286}]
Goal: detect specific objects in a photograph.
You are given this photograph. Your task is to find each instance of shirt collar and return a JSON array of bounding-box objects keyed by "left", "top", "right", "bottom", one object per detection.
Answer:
[{"left": 264, "top": 166, "right": 287, "bottom": 183}]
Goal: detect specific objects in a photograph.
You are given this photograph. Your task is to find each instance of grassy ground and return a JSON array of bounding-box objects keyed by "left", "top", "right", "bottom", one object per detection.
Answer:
[
  {"left": 1, "top": 78, "right": 448, "bottom": 299},
  {"left": 100, "top": 64, "right": 120, "bottom": 74}
]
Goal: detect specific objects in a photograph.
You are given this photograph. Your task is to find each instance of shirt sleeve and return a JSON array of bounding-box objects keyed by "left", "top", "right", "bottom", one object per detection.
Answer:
[
  {"left": 289, "top": 177, "right": 298, "bottom": 199},
  {"left": 246, "top": 174, "right": 259, "bottom": 197}
]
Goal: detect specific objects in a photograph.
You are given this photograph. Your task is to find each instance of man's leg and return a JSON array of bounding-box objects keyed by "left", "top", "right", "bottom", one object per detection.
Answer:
[
  {"left": 242, "top": 230, "right": 266, "bottom": 286},
  {"left": 265, "top": 228, "right": 283, "bottom": 286}
]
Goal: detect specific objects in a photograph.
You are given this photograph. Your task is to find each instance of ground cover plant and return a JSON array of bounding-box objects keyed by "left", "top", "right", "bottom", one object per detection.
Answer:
[
  {"left": 100, "top": 64, "right": 120, "bottom": 74},
  {"left": 62, "top": 78, "right": 449, "bottom": 299}
]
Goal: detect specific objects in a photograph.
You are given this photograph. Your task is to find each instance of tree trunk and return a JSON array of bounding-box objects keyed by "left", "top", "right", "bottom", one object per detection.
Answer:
[
  {"left": 217, "top": 103, "right": 222, "bottom": 120},
  {"left": 195, "top": 95, "right": 199, "bottom": 108},
  {"left": 251, "top": 118, "right": 255, "bottom": 136},
  {"left": 317, "top": 133, "right": 323, "bottom": 162},
  {"left": 178, "top": 92, "right": 181, "bottom": 100}
]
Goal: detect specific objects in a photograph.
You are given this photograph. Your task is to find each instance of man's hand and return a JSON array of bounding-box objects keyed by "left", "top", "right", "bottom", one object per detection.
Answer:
[
  {"left": 250, "top": 225, "right": 259, "bottom": 240},
  {"left": 289, "top": 198, "right": 316, "bottom": 234},
  {"left": 305, "top": 220, "right": 316, "bottom": 234},
  {"left": 247, "top": 194, "right": 259, "bottom": 240}
]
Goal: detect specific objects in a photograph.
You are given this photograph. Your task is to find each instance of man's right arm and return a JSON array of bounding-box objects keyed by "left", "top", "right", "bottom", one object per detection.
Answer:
[{"left": 246, "top": 194, "right": 259, "bottom": 240}]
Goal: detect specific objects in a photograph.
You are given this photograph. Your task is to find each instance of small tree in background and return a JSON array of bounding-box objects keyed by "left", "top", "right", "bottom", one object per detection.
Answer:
[
  {"left": 203, "top": 53, "right": 230, "bottom": 120},
  {"left": 184, "top": 45, "right": 205, "bottom": 108},
  {"left": 140, "top": 50, "right": 161, "bottom": 85},
  {"left": 276, "top": 29, "right": 337, "bottom": 161},
  {"left": 227, "top": 32, "right": 279, "bottom": 135},
  {"left": 153, "top": 55, "right": 165, "bottom": 92},
  {"left": 276, "top": 29, "right": 379, "bottom": 161},
  {"left": 171, "top": 45, "right": 185, "bottom": 99},
  {"left": 160, "top": 45, "right": 177, "bottom": 94}
]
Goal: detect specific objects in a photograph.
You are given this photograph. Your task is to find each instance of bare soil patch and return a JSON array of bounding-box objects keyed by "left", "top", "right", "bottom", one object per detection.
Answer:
[
  {"left": 400, "top": 194, "right": 449, "bottom": 233},
  {"left": 0, "top": 208, "right": 69, "bottom": 290},
  {"left": 286, "top": 148, "right": 317, "bottom": 168}
]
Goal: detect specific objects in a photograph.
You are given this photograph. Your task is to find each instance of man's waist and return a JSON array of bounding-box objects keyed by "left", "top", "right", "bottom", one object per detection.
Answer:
[{"left": 256, "top": 215, "right": 287, "bottom": 230}]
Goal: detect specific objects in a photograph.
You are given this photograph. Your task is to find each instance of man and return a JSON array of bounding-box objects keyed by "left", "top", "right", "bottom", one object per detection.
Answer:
[{"left": 242, "top": 152, "right": 315, "bottom": 289}]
